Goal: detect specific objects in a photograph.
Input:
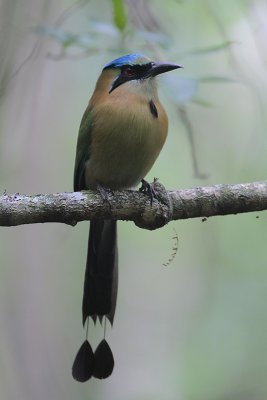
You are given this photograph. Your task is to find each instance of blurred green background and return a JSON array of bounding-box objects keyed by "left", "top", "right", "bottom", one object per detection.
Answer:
[{"left": 1, "top": 0, "right": 267, "bottom": 399}]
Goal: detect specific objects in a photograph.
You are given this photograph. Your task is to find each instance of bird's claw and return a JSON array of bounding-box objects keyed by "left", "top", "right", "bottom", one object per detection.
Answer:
[
  {"left": 139, "top": 178, "right": 159, "bottom": 206},
  {"left": 97, "top": 184, "right": 113, "bottom": 209}
]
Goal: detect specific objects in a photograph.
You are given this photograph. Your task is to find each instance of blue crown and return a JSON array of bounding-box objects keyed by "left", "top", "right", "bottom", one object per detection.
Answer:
[{"left": 103, "top": 54, "right": 151, "bottom": 70}]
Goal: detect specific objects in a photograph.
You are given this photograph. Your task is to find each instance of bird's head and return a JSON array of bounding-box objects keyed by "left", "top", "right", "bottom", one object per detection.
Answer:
[{"left": 100, "top": 54, "right": 181, "bottom": 96}]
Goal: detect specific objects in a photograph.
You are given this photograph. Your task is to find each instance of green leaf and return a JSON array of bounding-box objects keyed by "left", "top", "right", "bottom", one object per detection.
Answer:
[
  {"left": 180, "top": 41, "right": 235, "bottom": 58},
  {"left": 198, "top": 76, "right": 235, "bottom": 83},
  {"left": 112, "top": 0, "right": 127, "bottom": 31},
  {"left": 191, "top": 98, "right": 213, "bottom": 107}
]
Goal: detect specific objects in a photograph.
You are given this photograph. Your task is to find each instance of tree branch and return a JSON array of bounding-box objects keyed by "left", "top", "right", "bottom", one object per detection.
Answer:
[{"left": 0, "top": 180, "right": 266, "bottom": 230}]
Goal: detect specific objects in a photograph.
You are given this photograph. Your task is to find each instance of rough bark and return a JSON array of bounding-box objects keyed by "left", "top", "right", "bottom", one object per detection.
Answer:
[{"left": 0, "top": 181, "right": 266, "bottom": 230}]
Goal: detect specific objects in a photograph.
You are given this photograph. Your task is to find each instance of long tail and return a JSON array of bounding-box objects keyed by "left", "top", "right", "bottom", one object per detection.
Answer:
[
  {"left": 83, "top": 219, "right": 118, "bottom": 325},
  {"left": 72, "top": 219, "right": 118, "bottom": 382}
]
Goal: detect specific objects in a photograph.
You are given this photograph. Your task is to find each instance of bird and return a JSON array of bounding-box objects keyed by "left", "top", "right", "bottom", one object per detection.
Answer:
[{"left": 72, "top": 53, "right": 181, "bottom": 382}]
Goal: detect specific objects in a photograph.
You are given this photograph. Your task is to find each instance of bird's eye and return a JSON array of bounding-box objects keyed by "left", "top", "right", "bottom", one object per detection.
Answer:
[{"left": 123, "top": 67, "right": 135, "bottom": 77}]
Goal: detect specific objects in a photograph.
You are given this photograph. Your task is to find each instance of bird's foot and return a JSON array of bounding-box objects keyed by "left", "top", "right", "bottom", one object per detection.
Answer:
[
  {"left": 135, "top": 179, "right": 172, "bottom": 230},
  {"left": 97, "top": 184, "right": 113, "bottom": 209},
  {"left": 139, "top": 178, "right": 159, "bottom": 206}
]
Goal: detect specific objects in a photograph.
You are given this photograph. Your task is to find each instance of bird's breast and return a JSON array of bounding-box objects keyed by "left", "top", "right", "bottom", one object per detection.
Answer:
[{"left": 85, "top": 92, "right": 168, "bottom": 190}]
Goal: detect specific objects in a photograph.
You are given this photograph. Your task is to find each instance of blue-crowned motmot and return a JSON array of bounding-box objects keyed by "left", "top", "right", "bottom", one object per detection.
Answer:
[{"left": 72, "top": 54, "right": 181, "bottom": 381}]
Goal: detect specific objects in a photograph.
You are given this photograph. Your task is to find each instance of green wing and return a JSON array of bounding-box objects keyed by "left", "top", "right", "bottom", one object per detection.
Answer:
[{"left": 74, "top": 106, "right": 93, "bottom": 191}]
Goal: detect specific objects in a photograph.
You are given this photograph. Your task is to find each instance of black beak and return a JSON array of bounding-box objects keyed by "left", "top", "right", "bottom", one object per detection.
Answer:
[
  {"left": 149, "top": 62, "right": 182, "bottom": 77},
  {"left": 109, "top": 61, "right": 182, "bottom": 93}
]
